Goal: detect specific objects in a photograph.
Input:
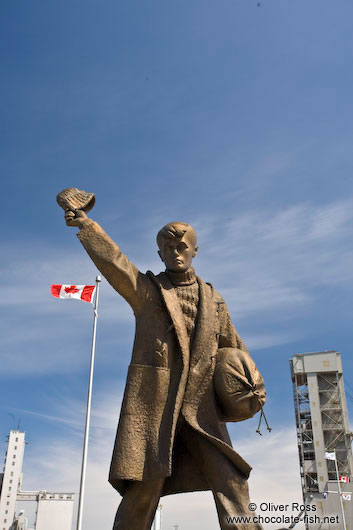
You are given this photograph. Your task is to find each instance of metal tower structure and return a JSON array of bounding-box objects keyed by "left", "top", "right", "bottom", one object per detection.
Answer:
[{"left": 290, "top": 351, "right": 353, "bottom": 529}]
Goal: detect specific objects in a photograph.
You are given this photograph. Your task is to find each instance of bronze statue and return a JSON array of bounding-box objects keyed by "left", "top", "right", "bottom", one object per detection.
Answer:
[{"left": 61, "top": 190, "right": 265, "bottom": 530}]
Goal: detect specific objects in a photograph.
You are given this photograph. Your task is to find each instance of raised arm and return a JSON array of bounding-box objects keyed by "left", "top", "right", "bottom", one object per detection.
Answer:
[{"left": 65, "top": 210, "right": 148, "bottom": 313}]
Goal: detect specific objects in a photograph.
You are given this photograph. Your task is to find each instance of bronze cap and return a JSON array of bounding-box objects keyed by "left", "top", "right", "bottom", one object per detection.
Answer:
[{"left": 57, "top": 187, "right": 95, "bottom": 213}]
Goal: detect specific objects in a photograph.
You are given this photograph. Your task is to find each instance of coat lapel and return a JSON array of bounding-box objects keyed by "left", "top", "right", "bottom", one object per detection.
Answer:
[
  {"left": 147, "top": 271, "right": 190, "bottom": 363},
  {"left": 190, "top": 278, "right": 218, "bottom": 367}
]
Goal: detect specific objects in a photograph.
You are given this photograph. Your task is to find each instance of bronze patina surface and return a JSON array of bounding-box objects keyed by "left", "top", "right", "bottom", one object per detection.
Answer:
[
  {"left": 62, "top": 198, "right": 264, "bottom": 530},
  {"left": 57, "top": 187, "right": 95, "bottom": 213}
]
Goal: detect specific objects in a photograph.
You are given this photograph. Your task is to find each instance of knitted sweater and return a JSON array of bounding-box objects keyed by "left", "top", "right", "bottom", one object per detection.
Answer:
[{"left": 166, "top": 267, "right": 199, "bottom": 343}]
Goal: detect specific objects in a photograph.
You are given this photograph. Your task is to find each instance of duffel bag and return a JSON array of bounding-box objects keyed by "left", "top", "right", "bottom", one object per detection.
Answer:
[{"left": 214, "top": 347, "right": 266, "bottom": 422}]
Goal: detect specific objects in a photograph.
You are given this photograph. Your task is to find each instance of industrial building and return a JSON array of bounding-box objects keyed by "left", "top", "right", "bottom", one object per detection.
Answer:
[
  {"left": 0, "top": 431, "right": 74, "bottom": 530},
  {"left": 290, "top": 351, "right": 353, "bottom": 529}
]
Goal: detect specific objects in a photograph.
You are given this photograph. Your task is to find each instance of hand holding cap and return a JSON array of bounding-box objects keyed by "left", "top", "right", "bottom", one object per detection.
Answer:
[{"left": 57, "top": 187, "right": 95, "bottom": 227}]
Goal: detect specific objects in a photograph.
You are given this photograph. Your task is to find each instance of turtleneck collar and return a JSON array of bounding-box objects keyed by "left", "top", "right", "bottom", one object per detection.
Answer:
[{"left": 166, "top": 267, "right": 197, "bottom": 286}]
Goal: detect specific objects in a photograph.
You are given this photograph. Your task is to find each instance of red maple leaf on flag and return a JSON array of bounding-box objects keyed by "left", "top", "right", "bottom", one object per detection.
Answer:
[{"left": 64, "top": 285, "right": 79, "bottom": 294}]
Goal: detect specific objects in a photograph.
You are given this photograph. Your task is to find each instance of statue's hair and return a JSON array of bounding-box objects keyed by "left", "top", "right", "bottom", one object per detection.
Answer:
[{"left": 156, "top": 222, "right": 197, "bottom": 249}]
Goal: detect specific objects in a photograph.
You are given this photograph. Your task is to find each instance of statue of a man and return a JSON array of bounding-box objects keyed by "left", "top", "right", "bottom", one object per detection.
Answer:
[{"left": 65, "top": 208, "right": 263, "bottom": 530}]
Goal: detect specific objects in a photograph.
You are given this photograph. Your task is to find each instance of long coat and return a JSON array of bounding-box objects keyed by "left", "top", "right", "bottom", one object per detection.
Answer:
[{"left": 77, "top": 219, "right": 254, "bottom": 496}]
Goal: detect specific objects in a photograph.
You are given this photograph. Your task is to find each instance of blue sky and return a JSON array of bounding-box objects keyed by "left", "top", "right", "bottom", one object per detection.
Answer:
[{"left": 1, "top": 1, "right": 353, "bottom": 529}]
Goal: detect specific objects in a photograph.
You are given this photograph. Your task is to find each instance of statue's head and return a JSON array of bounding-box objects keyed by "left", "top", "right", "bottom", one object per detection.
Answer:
[{"left": 157, "top": 222, "right": 198, "bottom": 273}]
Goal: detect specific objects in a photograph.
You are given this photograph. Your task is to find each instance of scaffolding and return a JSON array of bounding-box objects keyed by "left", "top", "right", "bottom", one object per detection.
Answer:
[{"left": 290, "top": 351, "right": 353, "bottom": 529}]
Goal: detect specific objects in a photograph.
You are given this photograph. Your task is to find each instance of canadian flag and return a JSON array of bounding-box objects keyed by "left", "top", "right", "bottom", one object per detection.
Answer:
[
  {"left": 340, "top": 475, "right": 350, "bottom": 484},
  {"left": 51, "top": 284, "right": 96, "bottom": 303}
]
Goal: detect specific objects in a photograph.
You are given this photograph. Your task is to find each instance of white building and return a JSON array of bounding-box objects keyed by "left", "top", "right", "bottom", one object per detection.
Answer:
[
  {"left": 0, "top": 431, "right": 26, "bottom": 530},
  {"left": 152, "top": 504, "right": 162, "bottom": 530},
  {"left": 0, "top": 431, "right": 74, "bottom": 530}
]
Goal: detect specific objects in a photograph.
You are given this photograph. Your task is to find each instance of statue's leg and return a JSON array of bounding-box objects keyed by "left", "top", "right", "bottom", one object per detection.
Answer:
[
  {"left": 179, "top": 422, "right": 263, "bottom": 530},
  {"left": 112, "top": 477, "right": 165, "bottom": 530}
]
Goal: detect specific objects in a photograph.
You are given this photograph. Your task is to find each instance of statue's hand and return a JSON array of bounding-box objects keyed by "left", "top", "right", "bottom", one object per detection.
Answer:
[{"left": 65, "top": 209, "right": 88, "bottom": 228}]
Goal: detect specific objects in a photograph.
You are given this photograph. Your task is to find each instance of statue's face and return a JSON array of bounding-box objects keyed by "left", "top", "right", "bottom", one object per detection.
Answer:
[{"left": 159, "top": 234, "right": 198, "bottom": 272}]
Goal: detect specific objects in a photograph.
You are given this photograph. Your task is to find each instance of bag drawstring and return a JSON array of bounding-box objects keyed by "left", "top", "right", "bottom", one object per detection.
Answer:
[{"left": 256, "top": 404, "right": 272, "bottom": 436}]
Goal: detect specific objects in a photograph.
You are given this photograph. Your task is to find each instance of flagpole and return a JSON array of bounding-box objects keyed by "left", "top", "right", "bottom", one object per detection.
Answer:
[
  {"left": 334, "top": 449, "right": 347, "bottom": 530},
  {"left": 76, "top": 275, "right": 101, "bottom": 530}
]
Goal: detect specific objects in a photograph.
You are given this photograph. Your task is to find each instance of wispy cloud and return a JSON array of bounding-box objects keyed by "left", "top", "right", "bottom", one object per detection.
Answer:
[
  {"left": 0, "top": 241, "right": 133, "bottom": 376},
  {"left": 244, "top": 331, "right": 296, "bottom": 350},
  {"left": 194, "top": 197, "right": 353, "bottom": 321},
  {"left": 10, "top": 390, "right": 123, "bottom": 440},
  {"left": 2, "top": 196, "right": 353, "bottom": 377}
]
